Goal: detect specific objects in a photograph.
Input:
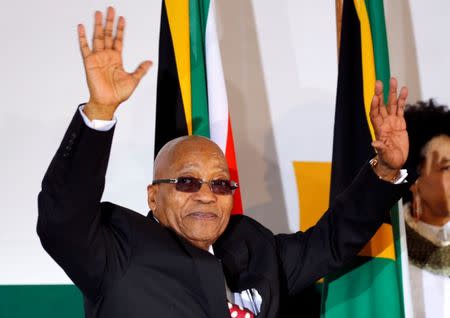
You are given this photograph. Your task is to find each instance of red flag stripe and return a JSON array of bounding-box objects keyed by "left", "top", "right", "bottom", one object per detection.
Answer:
[{"left": 225, "top": 116, "right": 243, "bottom": 214}]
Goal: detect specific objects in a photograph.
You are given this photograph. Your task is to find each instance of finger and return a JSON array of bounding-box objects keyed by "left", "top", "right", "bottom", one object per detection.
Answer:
[
  {"left": 375, "top": 80, "right": 388, "bottom": 119},
  {"left": 371, "top": 82, "right": 385, "bottom": 136},
  {"left": 396, "top": 86, "right": 408, "bottom": 117},
  {"left": 387, "top": 77, "right": 398, "bottom": 115},
  {"left": 113, "top": 16, "right": 125, "bottom": 52},
  {"left": 131, "top": 60, "right": 153, "bottom": 83},
  {"left": 104, "top": 7, "right": 115, "bottom": 49},
  {"left": 374, "top": 80, "right": 384, "bottom": 107},
  {"left": 77, "top": 24, "right": 91, "bottom": 59},
  {"left": 92, "top": 11, "right": 105, "bottom": 52},
  {"left": 370, "top": 95, "right": 383, "bottom": 137},
  {"left": 370, "top": 94, "right": 380, "bottom": 121}
]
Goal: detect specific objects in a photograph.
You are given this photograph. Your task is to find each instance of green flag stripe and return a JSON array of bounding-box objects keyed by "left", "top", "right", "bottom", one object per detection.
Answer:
[
  {"left": 189, "top": 0, "right": 210, "bottom": 137},
  {"left": 366, "top": 2, "right": 406, "bottom": 316},
  {"left": 365, "top": 0, "right": 390, "bottom": 100},
  {"left": 323, "top": 258, "right": 402, "bottom": 317},
  {"left": 322, "top": 1, "right": 404, "bottom": 317},
  {"left": 0, "top": 285, "right": 83, "bottom": 317}
]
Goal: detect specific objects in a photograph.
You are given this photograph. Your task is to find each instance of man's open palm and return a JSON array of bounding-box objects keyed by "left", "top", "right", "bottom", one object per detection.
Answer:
[
  {"left": 78, "top": 7, "right": 152, "bottom": 119},
  {"left": 370, "top": 78, "right": 409, "bottom": 171}
]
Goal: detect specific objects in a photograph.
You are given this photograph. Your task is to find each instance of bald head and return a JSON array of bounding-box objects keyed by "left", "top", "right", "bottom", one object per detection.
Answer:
[
  {"left": 153, "top": 136, "right": 228, "bottom": 179},
  {"left": 148, "top": 135, "right": 234, "bottom": 251}
]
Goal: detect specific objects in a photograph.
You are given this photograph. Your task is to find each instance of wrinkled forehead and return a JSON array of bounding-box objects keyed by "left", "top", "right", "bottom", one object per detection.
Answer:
[
  {"left": 154, "top": 137, "right": 229, "bottom": 177},
  {"left": 173, "top": 140, "right": 227, "bottom": 165}
]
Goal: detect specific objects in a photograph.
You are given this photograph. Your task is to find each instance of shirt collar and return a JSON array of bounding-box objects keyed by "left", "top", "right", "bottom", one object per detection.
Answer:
[{"left": 404, "top": 203, "right": 450, "bottom": 246}]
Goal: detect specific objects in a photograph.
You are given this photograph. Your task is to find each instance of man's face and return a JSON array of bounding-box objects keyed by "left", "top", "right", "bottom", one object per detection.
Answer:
[
  {"left": 415, "top": 135, "right": 450, "bottom": 223},
  {"left": 147, "top": 138, "right": 234, "bottom": 250}
]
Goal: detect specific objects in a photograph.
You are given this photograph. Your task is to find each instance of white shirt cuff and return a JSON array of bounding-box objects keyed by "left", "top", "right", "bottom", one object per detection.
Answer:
[
  {"left": 395, "top": 169, "right": 408, "bottom": 184},
  {"left": 78, "top": 105, "right": 117, "bottom": 131}
]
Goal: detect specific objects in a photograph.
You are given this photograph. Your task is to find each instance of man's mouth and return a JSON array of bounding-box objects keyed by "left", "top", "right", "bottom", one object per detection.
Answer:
[{"left": 187, "top": 212, "right": 218, "bottom": 220}]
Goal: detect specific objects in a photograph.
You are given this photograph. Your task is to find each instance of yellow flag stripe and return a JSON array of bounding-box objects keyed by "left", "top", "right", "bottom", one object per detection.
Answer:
[
  {"left": 165, "top": 0, "right": 192, "bottom": 134},
  {"left": 294, "top": 160, "right": 395, "bottom": 261},
  {"left": 359, "top": 223, "right": 396, "bottom": 260},
  {"left": 293, "top": 161, "right": 331, "bottom": 232},
  {"left": 353, "top": 0, "right": 395, "bottom": 261},
  {"left": 353, "top": 0, "right": 375, "bottom": 141}
]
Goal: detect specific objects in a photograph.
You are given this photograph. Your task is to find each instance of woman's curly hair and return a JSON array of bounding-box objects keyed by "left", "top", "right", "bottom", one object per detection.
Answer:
[{"left": 403, "top": 99, "right": 450, "bottom": 202}]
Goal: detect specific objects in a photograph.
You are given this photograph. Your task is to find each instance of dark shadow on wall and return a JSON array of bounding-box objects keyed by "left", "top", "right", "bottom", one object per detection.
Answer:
[
  {"left": 386, "top": 0, "right": 422, "bottom": 102},
  {"left": 215, "top": 0, "right": 290, "bottom": 234}
]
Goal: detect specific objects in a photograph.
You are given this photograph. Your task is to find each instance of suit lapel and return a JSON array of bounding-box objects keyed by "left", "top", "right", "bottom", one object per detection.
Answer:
[
  {"left": 174, "top": 234, "right": 230, "bottom": 318},
  {"left": 146, "top": 211, "right": 274, "bottom": 317},
  {"left": 214, "top": 236, "right": 272, "bottom": 317},
  {"left": 146, "top": 211, "right": 229, "bottom": 317}
]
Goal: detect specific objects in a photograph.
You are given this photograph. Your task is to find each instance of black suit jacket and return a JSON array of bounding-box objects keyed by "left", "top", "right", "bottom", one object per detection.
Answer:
[{"left": 37, "top": 110, "right": 408, "bottom": 317}]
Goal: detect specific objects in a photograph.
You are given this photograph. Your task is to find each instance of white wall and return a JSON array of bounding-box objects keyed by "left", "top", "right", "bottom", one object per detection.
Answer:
[
  {"left": 1, "top": 0, "right": 449, "bottom": 284},
  {"left": 1, "top": 0, "right": 160, "bottom": 284}
]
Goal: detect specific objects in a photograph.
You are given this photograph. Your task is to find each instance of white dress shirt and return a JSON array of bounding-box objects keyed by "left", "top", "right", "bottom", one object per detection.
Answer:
[
  {"left": 405, "top": 206, "right": 450, "bottom": 318},
  {"left": 79, "top": 105, "right": 117, "bottom": 131}
]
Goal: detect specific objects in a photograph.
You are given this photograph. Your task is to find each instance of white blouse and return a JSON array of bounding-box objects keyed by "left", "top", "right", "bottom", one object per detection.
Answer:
[{"left": 405, "top": 206, "right": 450, "bottom": 317}]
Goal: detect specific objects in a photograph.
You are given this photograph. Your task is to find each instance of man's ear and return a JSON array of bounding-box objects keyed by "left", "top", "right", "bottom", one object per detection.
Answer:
[{"left": 147, "top": 184, "right": 158, "bottom": 212}]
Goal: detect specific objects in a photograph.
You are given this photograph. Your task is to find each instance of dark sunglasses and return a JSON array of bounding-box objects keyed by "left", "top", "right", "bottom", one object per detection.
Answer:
[{"left": 152, "top": 177, "right": 238, "bottom": 195}]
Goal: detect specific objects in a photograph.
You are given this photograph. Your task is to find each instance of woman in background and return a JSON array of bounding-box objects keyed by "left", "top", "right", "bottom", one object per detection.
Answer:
[{"left": 403, "top": 100, "right": 450, "bottom": 317}]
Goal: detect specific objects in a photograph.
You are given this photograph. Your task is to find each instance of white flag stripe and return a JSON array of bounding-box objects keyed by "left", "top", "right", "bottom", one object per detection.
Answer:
[
  {"left": 398, "top": 201, "right": 413, "bottom": 318},
  {"left": 205, "top": 0, "right": 229, "bottom": 153}
]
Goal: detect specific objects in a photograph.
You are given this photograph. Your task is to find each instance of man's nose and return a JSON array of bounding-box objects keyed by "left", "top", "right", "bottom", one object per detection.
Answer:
[{"left": 192, "top": 182, "right": 217, "bottom": 203}]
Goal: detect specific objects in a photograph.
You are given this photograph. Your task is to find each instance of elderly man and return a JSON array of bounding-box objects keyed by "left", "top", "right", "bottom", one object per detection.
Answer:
[{"left": 38, "top": 7, "right": 410, "bottom": 318}]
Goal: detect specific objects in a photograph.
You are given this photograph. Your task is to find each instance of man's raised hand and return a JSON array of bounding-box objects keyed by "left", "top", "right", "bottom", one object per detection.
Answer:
[
  {"left": 369, "top": 77, "right": 409, "bottom": 181},
  {"left": 78, "top": 7, "right": 152, "bottom": 120}
]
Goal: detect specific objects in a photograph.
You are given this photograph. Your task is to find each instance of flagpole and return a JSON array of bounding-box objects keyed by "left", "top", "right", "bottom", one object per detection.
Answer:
[{"left": 335, "top": 0, "right": 343, "bottom": 55}]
